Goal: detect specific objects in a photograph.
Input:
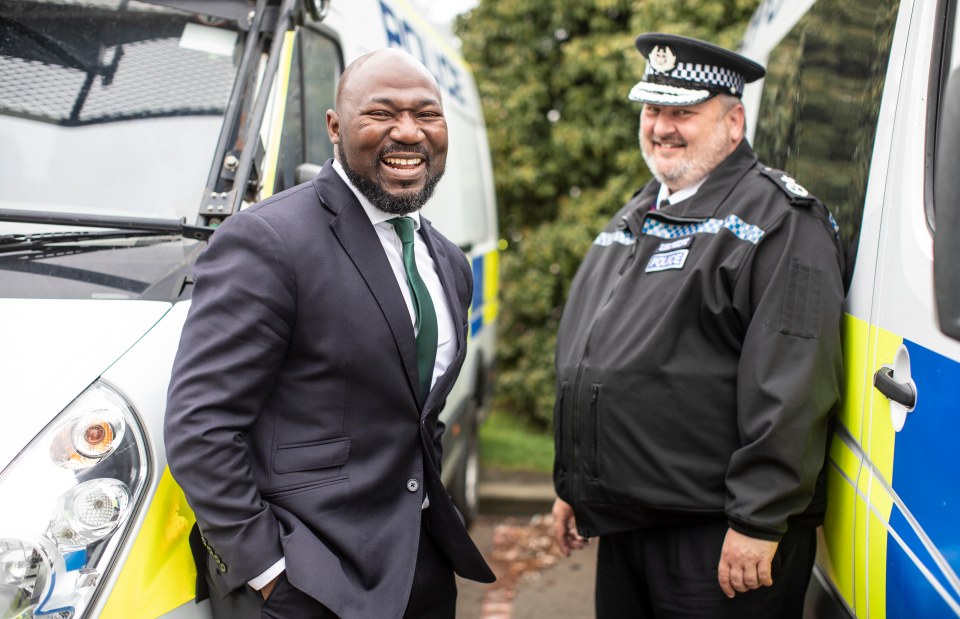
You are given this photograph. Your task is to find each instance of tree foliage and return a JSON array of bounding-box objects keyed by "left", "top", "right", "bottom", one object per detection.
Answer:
[{"left": 456, "top": 0, "right": 761, "bottom": 427}]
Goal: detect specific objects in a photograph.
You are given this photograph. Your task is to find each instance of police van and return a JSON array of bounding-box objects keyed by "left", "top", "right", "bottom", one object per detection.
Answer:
[
  {"left": 0, "top": 0, "right": 499, "bottom": 616},
  {"left": 741, "top": 0, "right": 960, "bottom": 616}
]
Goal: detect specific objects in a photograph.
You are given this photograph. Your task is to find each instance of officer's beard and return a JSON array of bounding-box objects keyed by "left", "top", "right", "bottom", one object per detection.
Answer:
[{"left": 640, "top": 114, "right": 734, "bottom": 192}]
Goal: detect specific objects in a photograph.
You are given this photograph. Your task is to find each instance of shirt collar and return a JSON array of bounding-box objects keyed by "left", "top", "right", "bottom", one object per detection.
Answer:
[
  {"left": 656, "top": 175, "right": 708, "bottom": 207},
  {"left": 332, "top": 159, "right": 422, "bottom": 230}
]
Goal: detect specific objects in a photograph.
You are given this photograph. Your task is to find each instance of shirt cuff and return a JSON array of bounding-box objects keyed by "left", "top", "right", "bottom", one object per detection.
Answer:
[{"left": 248, "top": 557, "right": 286, "bottom": 590}]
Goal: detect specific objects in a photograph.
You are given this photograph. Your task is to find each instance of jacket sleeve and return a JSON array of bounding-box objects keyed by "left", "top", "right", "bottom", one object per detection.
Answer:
[
  {"left": 164, "top": 211, "right": 294, "bottom": 591},
  {"left": 725, "top": 204, "right": 845, "bottom": 539}
]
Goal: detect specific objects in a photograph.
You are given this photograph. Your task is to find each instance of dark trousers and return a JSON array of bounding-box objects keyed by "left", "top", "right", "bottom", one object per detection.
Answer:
[
  {"left": 595, "top": 521, "right": 817, "bottom": 619},
  {"left": 212, "top": 515, "right": 457, "bottom": 619}
]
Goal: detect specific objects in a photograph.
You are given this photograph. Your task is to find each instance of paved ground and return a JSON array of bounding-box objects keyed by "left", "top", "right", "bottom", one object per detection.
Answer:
[{"left": 455, "top": 469, "right": 598, "bottom": 618}]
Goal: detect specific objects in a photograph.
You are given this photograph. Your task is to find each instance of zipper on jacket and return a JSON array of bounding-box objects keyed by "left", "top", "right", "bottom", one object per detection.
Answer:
[
  {"left": 555, "top": 381, "right": 567, "bottom": 471},
  {"left": 589, "top": 384, "right": 600, "bottom": 480},
  {"left": 570, "top": 221, "right": 640, "bottom": 531}
]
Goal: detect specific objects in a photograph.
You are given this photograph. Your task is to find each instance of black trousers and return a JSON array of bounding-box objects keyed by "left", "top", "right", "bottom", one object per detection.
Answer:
[
  {"left": 213, "top": 515, "right": 457, "bottom": 619},
  {"left": 595, "top": 521, "right": 817, "bottom": 619}
]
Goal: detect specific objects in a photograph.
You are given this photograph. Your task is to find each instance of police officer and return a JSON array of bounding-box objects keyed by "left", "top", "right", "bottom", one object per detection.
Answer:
[{"left": 551, "top": 33, "right": 844, "bottom": 618}]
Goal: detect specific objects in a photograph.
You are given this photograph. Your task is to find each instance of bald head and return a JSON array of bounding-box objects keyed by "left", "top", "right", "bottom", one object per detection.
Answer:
[
  {"left": 326, "top": 48, "right": 448, "bottom": 216},
  {"left": 335, "top": 49, "right": 442, "bottom": 112}
]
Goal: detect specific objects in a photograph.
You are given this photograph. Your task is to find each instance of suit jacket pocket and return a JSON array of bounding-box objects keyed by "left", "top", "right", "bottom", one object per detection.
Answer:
[{"left": 273, "top": 437, "right": 350, "bottom": 474}]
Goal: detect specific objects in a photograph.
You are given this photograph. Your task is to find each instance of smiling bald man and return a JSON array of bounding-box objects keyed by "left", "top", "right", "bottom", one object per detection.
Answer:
[{"left": 165, "top": 49, "right": 494, "bottom": 619}]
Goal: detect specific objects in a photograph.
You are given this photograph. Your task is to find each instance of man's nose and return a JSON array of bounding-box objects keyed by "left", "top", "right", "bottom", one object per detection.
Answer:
[
  {"left": 390, "top": 113, "right": 423, "bottom": 143},
  {"left": 652, "top": 113, "right": 676, "bottom": 137}
]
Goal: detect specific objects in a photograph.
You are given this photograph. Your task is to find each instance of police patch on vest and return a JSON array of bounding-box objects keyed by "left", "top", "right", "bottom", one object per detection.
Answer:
[{"left": 646, "top": 249, "right": 688, "bottom": 272}]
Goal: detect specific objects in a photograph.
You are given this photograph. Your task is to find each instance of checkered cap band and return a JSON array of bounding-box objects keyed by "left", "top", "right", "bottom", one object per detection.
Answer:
[{"left": 644, "top": 62, "right": 745, "bottom": 96}]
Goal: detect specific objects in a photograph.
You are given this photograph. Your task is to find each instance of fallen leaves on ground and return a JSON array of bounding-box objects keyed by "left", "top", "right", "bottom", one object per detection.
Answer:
[{"left": 487, "top": 513, "right": 563, "bottom": 591}]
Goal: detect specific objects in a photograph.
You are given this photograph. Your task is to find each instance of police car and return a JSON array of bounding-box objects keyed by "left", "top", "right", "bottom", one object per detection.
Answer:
[
  {"left": 0, "top": 0, "right": 499, "bottom": 616},
  {"left": 741, "top": 0, "right": 960, "bottom": 616}
]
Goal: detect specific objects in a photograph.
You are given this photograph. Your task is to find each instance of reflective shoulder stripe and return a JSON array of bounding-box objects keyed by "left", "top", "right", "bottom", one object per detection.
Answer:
[
  {"left": 642, "top": 215, "right": 765, "bottom": 245},
  {"left": 594, "top": 230, "right": 636, "bottom": 246}
]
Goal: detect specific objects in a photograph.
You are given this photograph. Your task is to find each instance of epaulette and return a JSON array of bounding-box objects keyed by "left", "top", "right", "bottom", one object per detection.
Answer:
[
  {"left": 758, "top": 165, "right": 841, "bottom": 240},
  {"left": 758, "top": 166, "right": 819, "bottom": 207}
]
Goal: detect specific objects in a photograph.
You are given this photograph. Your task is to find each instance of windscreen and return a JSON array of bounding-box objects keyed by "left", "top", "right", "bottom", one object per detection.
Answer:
[{"left": 0, "top": 0, "right": 241, "bottom": 226}]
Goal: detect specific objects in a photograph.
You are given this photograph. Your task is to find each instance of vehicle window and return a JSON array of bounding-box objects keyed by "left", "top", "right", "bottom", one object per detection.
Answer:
[
  {"left": 273, "top": 28, "right": 340, "bottom": 193},
  {"left": 0, "top": 0, "right": 240, "bottom": 224},
  {"left": 301, "top": 29, "right": 340, "bottom": 167},
  {"left": 752, "top": 0, "right": 900, "bottom": 279},
  {"left": 931, "top": 0, "right": 960, "bottom": 222}
]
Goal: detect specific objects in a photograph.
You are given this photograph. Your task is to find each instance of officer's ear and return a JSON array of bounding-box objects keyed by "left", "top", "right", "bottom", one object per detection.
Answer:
[{"left": 725, "top": 101, "right": 745, "bottom": 145}]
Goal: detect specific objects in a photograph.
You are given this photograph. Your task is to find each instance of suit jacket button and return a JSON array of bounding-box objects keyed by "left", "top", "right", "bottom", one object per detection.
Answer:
[{"left": 406, "top": 479, "right": 420, "bottom": 492}]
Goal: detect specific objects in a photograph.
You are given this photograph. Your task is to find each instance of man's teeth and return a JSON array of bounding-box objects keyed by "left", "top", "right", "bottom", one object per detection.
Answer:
[{"left": 383, "top": 157, "right": 423, "bottom": 166}]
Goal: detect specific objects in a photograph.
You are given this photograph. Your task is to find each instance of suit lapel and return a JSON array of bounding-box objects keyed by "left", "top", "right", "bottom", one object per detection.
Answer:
[
  {"left": 314, "top": 165, "right": 421, "bottom": 406},
  {"left": 419, "top": 216, "right": 467, "bottom": 414}
]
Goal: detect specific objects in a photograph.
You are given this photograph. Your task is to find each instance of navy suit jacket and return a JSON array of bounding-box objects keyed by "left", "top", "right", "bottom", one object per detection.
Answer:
[{"left": 164, "top": 161, "right": 494, "bottom": 618}]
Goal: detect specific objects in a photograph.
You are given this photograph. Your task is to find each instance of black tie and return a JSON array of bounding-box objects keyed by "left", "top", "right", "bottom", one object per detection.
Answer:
[{"left": 390, "top": 217, "right": 438, "bottom": 403}]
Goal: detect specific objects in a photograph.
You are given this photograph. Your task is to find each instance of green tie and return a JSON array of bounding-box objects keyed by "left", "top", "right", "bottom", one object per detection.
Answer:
[{"left": 390, "top": 217, "right": 438, "bottom": 403}]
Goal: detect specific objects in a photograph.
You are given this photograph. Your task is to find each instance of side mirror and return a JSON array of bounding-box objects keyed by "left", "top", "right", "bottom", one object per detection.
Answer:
[{"left": 934, "top": 67, "right": 960, "bottom": 340}]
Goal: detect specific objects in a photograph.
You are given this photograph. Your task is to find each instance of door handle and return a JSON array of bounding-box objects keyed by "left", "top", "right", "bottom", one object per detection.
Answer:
[{"left": 873, "top": 366, "right": 917, "bottom": 409}]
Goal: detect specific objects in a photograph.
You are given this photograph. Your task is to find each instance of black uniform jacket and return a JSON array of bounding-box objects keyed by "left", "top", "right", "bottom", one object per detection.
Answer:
[
  {"left": 554, "top": 141, "right": 845, "bottom": 541},
  {"left": 164, "top": 161, "right": 494, "bottom": 619}
]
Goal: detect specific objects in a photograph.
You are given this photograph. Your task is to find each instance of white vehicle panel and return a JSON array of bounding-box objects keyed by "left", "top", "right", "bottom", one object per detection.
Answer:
[{"left": 0, "top": 299, "right": 170, "bottom": 470}]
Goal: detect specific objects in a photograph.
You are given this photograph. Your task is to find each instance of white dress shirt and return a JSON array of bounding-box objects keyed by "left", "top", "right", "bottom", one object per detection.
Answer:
[
  {"left": 249, "top": 161, "right": 458, "bottom": 590},
  {"left": 655, "top": 175, "right": 707, "bottom": 207},
  {"left": 331, "top": 160, "right": 457, "bottom": 388}
]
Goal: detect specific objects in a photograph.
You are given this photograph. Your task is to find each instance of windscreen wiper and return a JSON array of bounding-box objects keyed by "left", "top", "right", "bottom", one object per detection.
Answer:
[
  {"left": 0, "top": 208, "right": 215, "bottom": 240},
  {"left": 0, "top": 229, "right": 184, "bottom": 254}
]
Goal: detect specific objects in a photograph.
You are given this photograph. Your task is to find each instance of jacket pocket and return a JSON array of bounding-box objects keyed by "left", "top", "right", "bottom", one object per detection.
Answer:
[{"left": 273, "top": 437, "right": 350, "bottom": 474}]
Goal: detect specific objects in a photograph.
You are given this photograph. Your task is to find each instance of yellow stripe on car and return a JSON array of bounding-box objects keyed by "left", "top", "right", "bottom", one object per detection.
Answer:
[
  {"left": 260, "top": 31, "right": 298, "bottom": 200},
  {"left": 100, "top": 468, "right": 197, "bottom": 619}
]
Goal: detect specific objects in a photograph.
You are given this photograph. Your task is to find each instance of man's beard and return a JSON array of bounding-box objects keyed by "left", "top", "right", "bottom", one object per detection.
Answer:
[
  {"left": 640, "top": 117, "right": 731, "bottom": 190},
  {"left": 340, "top": 142, "right": 444, "bottom": 216}
]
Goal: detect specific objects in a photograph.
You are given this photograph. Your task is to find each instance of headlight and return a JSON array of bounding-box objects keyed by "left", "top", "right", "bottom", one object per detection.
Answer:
[{"left": 0, "top": 382, "right": 149, "bottom": 619}]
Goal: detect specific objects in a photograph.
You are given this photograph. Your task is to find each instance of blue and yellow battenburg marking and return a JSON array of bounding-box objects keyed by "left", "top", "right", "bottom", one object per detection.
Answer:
[
  {"left": 468, "top": 248, "right": 499, "bottom": 339},
  {"left": 823, "top": 315, "right": 960, "bottom": 618}
]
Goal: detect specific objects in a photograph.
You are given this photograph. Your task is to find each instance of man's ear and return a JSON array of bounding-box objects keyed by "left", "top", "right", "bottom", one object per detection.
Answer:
[
  {"left": 326, "top": 109, "right": 340, "bottom": 146},
  {"left": 727, "top": 103, "right": 745, "bottom": 144}
]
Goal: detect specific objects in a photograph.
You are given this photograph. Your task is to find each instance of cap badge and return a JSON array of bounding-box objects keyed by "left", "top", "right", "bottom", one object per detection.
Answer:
[{"left": 648, "top": 46, "right": 677, "bottom": 74}]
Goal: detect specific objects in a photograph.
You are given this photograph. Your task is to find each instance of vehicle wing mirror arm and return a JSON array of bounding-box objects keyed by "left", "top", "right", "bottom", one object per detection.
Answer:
[
  {"left": 197, "top": 0, "right": 270, "bottom": 228},
  {"left": 226, "top": 0, "right": 299, "bottom": 218}
]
